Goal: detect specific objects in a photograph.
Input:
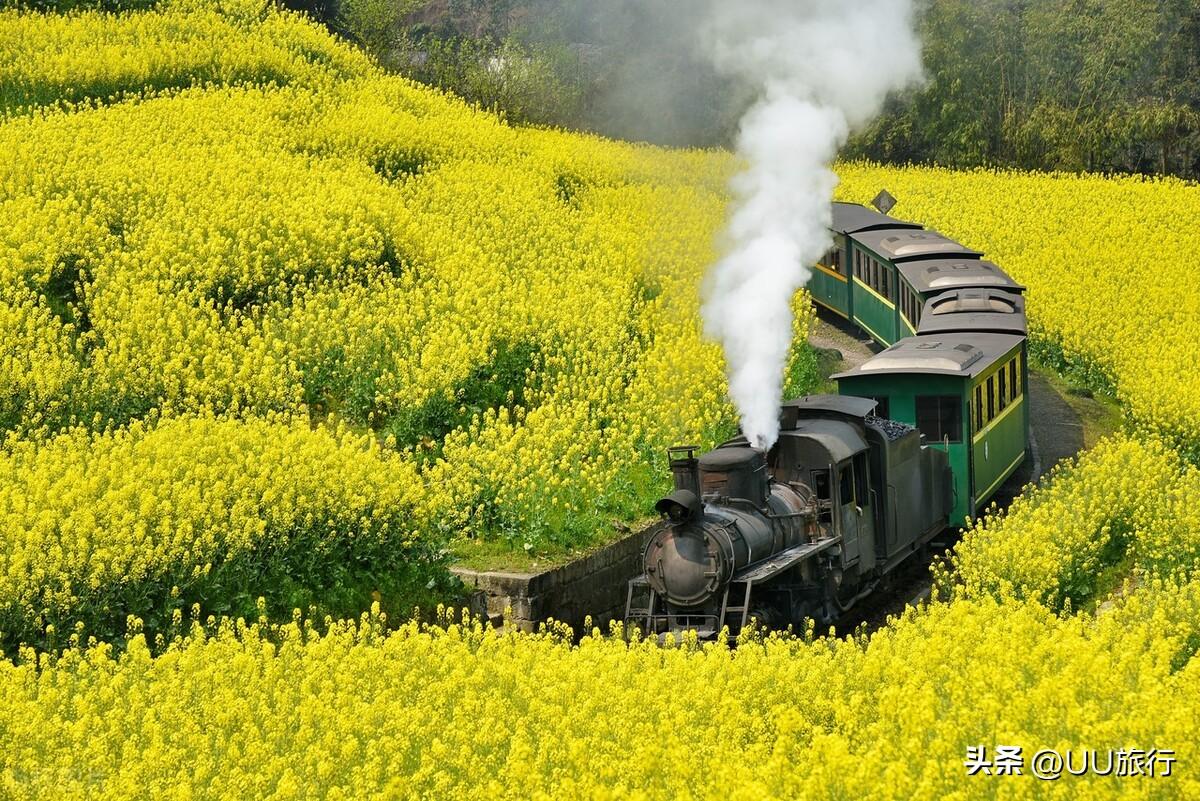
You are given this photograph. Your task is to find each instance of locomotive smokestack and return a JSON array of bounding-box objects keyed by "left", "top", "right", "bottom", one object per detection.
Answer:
[
  {"left": 699, "top": 0, "right": 924, "bottom": 450},
  {"left": 667, "top": 445, "right": 701, "bottom": 496}
]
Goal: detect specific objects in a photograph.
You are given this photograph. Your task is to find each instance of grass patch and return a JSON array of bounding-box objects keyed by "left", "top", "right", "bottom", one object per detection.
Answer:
[
  {"left": 1032, "top": 363, "right": 1125, "bottom": 449},
  {"left": 380, "top": 339, "right": 540, "bottom": 459},
  {"left": 448, "top": 516, "right": 656, "bottom": 574}
]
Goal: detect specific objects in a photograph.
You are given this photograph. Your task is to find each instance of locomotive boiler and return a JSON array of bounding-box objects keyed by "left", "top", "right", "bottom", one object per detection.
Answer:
[{"left": 625, "top": 395, "right": 953, "bottom": 640}]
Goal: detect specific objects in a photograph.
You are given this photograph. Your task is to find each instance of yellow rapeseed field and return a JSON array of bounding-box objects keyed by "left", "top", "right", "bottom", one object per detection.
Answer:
[
  {"left": 3, "top": 1, "right": 1200, "bottom": 797},
  {"left": 0, "top": 0, "right": 752, "bottom": 560},
  {"left": 1, "top": 585, "right": 1197, "bottom": 800},
  {"left": 0, "top": 413, "right": 446, "bottom": 650},
  {"left": 948, "top": 435, "right": 1200, "bottom": 610}
]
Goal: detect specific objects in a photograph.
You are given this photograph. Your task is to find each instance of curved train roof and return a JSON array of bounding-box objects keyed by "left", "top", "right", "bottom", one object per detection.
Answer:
[
  {"left": 832, "top": 332, "right": 1025, "bottom": 380},
  {"left": 897, "top": 259, "right": 1024, "bottom": 294},
  {"left": 778, "top": 419, "right": 869, "bottom": 463},
  {"left": 720, "top": 426, "right": 867, "bottom": 469},
  {"left": 830, "top": 202, "right": 923, "bottom": 235},
  {"left": 851, "top": 229, "right": 983, "bottom": 262},
  {"left": 781, "top": 394, "right": 878, "bottom": 420},
  {"left": 917, "top": 289, "right": 1028, "bottom": 336}
]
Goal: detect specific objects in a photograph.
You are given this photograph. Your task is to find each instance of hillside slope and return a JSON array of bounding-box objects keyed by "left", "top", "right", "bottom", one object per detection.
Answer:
[{"left": 0, "top": 0, "right": 788, "bottom": 644}]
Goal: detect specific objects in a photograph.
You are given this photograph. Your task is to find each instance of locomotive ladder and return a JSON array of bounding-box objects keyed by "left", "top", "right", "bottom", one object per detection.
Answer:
[
  {"left": 720, "top": 537, "right": 843, "bottom": 636},
  {"left": 624, "top": 576, "right": 657, "bottom": 631},
  {"left": 719, "top": 579, "right": 754, "bottom": 635}
]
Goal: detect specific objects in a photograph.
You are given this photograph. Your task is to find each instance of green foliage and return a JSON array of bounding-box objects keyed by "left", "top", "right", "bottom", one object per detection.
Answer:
[
  {"left": 783, "top": 341, "right": 821, "bottom": 401},
  {"left": 1028, "top": 335, "right": 1118, "bottom": 400},
  {"left": 334, "top": 0, "right": 741, "bottom": 142},
  {"left": 850, "top": 0, "right": 1200, "bottom": 177},
  {"left": 380, "top": 340, "right": 541, "bottom": 458},
  {"left": 336, "top": 0, "right": 421, "bottom": 56},
  {"left": 8, "top": 512, "right": 456, "bottom": 657},
  {"left": 328, "top": 0, "right": 1200, "bottom": 173},
  {"left": 369, "top": 33, "right": 583, "bottom": 127}
]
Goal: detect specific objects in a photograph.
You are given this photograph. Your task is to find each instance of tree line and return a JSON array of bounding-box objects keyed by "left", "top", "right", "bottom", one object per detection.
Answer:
[
  {"left": 20, "top": 0, "right": 1190, "bottom": 177},
  {"left": 853, "top": 0, "right": 1200, "bottom": 176},
  {"left": 331, "top": 0, "right": 1200, "bottom": 178}
]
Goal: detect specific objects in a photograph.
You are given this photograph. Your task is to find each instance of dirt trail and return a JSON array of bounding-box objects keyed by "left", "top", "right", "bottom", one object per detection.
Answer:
[{"left": 807, "top": 308, "right": 882, "bottom": 374}]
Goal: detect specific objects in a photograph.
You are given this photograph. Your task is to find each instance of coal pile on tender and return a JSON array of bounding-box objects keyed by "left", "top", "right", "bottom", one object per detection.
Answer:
[{"left": 866, "top": 414, "right": 915, "bottom": 441}]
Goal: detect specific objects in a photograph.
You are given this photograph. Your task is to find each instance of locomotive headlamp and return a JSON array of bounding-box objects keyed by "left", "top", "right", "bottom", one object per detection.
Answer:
[{"left": 655, "top": 489, "right": 702, "bottom": 523}]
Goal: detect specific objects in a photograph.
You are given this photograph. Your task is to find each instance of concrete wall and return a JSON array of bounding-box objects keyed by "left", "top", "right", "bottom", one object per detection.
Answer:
[{"left": 452, "top": 523, "right": 661, "bottom": 634}]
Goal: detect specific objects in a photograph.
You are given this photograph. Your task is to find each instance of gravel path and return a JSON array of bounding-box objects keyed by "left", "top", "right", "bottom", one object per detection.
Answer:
[{"left": 807, "top": 307, "right": 883, "bottom": 373}]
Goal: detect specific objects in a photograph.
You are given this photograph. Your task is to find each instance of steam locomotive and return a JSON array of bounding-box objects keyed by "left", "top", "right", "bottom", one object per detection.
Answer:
[{"left": 625, "top": 201, "right": 1030, "bottom": 639}]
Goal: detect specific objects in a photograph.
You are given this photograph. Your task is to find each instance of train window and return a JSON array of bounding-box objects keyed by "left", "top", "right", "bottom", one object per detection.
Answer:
[
  {"left": 975, "top": 386, "right": 983, "bottom": 432},
  {"left": 998, "top": 369, "right": 1008, "bottom": 411},
  {"left": 869, "top": 395, "right": 890, "bottom": 419},
  {"left": 986, "top": 377, "right": 995, "bottom": 420},
  {"left": 915, "top": 395, "right": 963, "bottom": 444},
  {"left": 1010, "top": 359, "right": 1019, "bottom": 396},
  {"left": 853, "top": 452, "right": 869, "bottom": 507},
  {"left": 880, "top": 266, "right": 889, "bottom": 299},
  {"left": 839, "top": 465, "right": 853, "bottom": 505},
  {"left": 813, "top": 470, "right": 829, "bottom": 498},
  {"left": 811, "top": 469, "right": 832, "bottom": 524}
]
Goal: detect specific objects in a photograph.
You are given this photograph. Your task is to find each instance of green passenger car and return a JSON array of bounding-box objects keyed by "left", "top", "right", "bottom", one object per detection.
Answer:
[
  {"left": 897, "top": 260, "right": 1025, "bottom": 335},
  {"left": 810, "top": 232, "right": 853, "bottom": 320},
  {"left": 846, "top": 229, "right": 983, "bottom": 348},
  {"left": 832, "top": 333, "right": 1029, "bottom": 527},
  {"left": 811, "top": 203, "right": 921, "bottom": 322}
]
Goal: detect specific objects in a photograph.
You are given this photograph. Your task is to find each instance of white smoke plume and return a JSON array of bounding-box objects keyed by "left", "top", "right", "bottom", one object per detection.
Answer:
[{"left": 700, "top": 0, "right": 923, "bottom": 450}]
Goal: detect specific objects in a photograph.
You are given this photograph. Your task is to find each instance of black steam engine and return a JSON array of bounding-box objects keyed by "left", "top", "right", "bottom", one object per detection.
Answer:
[{"left": 625, "top": 395, "right": 952, "bottom": 639}]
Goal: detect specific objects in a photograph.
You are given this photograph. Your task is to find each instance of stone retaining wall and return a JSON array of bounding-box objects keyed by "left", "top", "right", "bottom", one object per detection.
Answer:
[{"left": 452, "top": 523, "right": 661, "bottom": 634}]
